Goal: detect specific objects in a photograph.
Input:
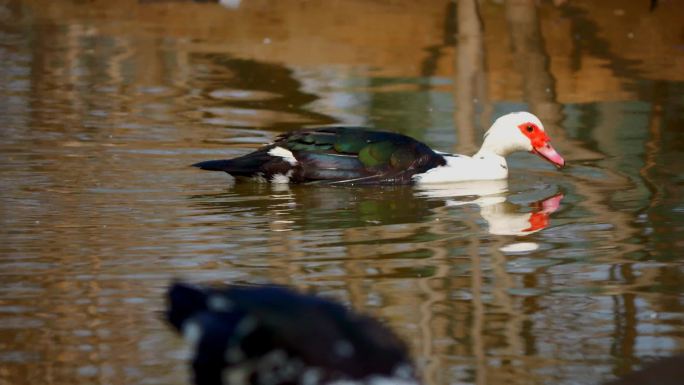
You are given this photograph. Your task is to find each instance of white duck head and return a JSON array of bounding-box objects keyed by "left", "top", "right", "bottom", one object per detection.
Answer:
[{"left": 477, "top": 111, "right": 565, "bottom": 168}]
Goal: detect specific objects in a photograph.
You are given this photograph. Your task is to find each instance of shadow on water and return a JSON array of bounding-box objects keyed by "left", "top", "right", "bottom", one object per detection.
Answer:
[
  {"left": 560, "top": 4, "right": 645, "bottom": 79},
  {"left": 189, "top": 54, "right": 338, "bottom": 131}
]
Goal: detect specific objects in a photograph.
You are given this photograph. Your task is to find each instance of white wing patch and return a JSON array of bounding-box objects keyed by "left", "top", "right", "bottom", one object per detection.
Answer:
[{"left": 268, "top": 146, "right": 298, "bottom": 165}]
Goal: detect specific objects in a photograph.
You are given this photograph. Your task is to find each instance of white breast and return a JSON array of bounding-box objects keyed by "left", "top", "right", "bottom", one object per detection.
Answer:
[{"left": 413, "top": 153, "right": 508, "bottom": 184}]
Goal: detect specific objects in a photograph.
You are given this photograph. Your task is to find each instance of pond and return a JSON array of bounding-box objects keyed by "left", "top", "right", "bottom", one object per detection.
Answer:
[{"left": 1, "top": 1, "right": 683, "bottom": 384}]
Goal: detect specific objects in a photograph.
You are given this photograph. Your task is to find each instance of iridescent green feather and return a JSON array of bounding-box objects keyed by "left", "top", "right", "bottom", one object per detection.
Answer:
[
  {"left": 334, "top": 133, "right": 368, "bottom": 153},
  {"left": 358, "top": 141, "right": 397, "bottom": 167}
]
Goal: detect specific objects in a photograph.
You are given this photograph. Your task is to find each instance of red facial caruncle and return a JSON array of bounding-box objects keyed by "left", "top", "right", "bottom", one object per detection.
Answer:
[
  {"left": 518, "top": 122, "right": 549, "bottom": 148},
  {"left": 517, "top": 122, "right": 565, "bottom": 169}
]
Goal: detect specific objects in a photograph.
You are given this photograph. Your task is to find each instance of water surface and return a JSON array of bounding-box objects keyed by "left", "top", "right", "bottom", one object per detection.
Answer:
[{"left": 1, "top": 1, "right": 684, "bottom": 384}]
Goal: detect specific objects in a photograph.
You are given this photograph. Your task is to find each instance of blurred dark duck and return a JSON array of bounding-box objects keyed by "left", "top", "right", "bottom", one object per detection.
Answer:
[
  {"left": 193, "top": 111, "right": 564, "bottom": 185},
  {"left": 166, "top": 282, "right": 418, "bottom": 385}
]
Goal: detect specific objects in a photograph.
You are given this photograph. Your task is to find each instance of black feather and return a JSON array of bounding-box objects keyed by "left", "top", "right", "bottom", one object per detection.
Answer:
[
  {"left": 165, "top": 282, "right": 417, "bottom": 385},
  {"left": 167, "top": 283, "right": 209, "bottom": 331},
  {"left": 192, "top": 159, "right": 238, "bottom": 172}
]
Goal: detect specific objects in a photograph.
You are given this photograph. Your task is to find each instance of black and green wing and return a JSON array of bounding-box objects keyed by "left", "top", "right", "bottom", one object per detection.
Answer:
[{"left": 276, "top": 127, "right": 446, "bottom": 184}]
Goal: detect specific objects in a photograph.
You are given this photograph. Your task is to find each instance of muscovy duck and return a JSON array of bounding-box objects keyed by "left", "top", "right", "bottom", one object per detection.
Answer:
[
  {"left": 166, "top": 282, "right": 418, "bottom": 385},
  {"left": 193, "top": 111, "right": 564, "bottom": 185}
]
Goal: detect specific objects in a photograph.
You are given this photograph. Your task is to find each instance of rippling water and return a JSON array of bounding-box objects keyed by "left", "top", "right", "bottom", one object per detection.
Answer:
[{"left": 1, "top": 1, "right": 684, "bottom": 384}]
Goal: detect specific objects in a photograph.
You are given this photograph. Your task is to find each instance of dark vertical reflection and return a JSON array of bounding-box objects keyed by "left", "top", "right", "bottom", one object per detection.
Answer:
[
  {"left": 521, "top": 274, "right": 539, "bottom": 356},
  {"left": 560, "top": 4, "right": 643, "bottom": 80},
  {"left": 501, "top": 0, "right": 558, "bottom": 370},
  {"left": 610, "top": 265, "right": 637, "bottom": 376},
  {"left": 640, "top": 80, "right": 666, "bottom": 217},
  {"left": 365, "top": 0, "right": 455, "bottom": 141},
  {"left": 504, "top": 0, "right": 562, "bottom": 131},
  {"left": 642, "top": 80, "right": 684, "bottom": 263},
  {"left": 454, "top": 0, "right": 489, "bottom": 155},
  {"left": 470, "top": 241, "right": 487, "bottom": 385},
  {"left": 419, "top": 0, "right": 457, "bottom": 82}
]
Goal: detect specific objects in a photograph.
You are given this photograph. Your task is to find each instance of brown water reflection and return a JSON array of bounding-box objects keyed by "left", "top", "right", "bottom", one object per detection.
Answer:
[{"left": 1, "top": 0, "right": 684, "bottom": 384}]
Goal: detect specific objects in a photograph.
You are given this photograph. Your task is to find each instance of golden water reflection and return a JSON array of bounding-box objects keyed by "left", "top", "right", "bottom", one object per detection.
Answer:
[{"left": 1, "top": 0, "right": 684, "bottom": 384}]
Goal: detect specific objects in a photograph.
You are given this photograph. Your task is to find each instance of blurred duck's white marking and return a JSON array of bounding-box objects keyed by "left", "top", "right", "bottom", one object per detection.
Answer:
[
  {"left": 222, "top": 365, "right": 251, "bottom": 385},
  {"left": 207, "top": 295, "right": 233, "bottom": 311},
  {"left": 268, "top": 146, "right": 298, "bottom": 165},
  {"left": 271, "top": 170, "right": 293, "bottom": 184},
  {"left": 334, "top": 340, "right": 355, "bottom": 357},
  {"left": 234, "top": 315, "right": 258, "bottom": 338},
  {"left": 182, "top": 320, "right": 202, "bottom": 348},
  {"left": 301, "top": 368, "right": 322, "bottom": 385},
  {"left": 251, "top": 173, "right": 268, "bottom": 183}
]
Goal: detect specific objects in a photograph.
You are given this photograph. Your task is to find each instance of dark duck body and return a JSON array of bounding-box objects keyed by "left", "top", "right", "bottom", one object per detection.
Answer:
[
  {"left": 193, "top": 112, "right": 565, "bottom": 185},
  {"left": 194, "top": 126, "right": 445, "bottom": 185},
  {"left": 166, "top": 282, "right": 417, "bottom": 385}
]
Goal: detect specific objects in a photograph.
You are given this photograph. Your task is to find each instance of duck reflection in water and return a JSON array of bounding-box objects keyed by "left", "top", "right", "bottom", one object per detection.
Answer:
[
  {"left": 190, "top": 179, "right": 563, "bottom": 236},
  {"left": 416, "top": 179, "right": 564, "bottom": 236}
]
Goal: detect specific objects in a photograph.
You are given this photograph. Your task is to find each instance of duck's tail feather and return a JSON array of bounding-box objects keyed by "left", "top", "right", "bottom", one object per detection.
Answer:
[
  {"left": 192, "top": 150, "right": 275, "bottom": 176},
  {"left": 192, "top": 159, "right": 236, "bottom": 172}
]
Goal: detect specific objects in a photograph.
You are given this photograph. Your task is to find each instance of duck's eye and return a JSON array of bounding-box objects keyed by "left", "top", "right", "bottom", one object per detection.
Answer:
[{"left": 526, "top": 125, "right": 534, "bottom": 132}]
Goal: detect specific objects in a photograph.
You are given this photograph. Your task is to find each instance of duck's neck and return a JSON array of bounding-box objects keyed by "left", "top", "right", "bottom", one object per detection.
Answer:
[{"left": 477, "top": 131, "right": 519, "bottom": 159}]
